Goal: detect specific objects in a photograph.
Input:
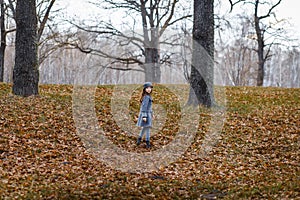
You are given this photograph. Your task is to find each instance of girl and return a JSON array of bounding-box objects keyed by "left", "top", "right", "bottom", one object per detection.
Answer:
[{"left": 136, "top": 82, "right": 154, "bottom": 148}]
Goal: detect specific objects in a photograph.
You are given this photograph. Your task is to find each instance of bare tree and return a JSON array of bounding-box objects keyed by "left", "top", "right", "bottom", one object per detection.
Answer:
[
  {"left": 13, "top": 0, "right": 39, "bottom": 96},
  {"left": 65, "top": 0, "right": 192, "bottom": 83},
  {"left": 0, "top": 0, "right": 15, "bottom": 82},
  {"left": 187, "top": 0, "right": 214, "bottom": 107},
  {"left": 229, "top": 0, "right": 284, "bottom": 86},
  {"left": 253, "top": 0, "right": 283, "bottom": 86},
  {"left": 0, "top": 0, "right": 7, "bottom": 82},
  {"left": 215, "top": 14, "right": 258, "bottom": 86},
  {"left": 1, "top": 0, "right": 59, "bottom": 83}
]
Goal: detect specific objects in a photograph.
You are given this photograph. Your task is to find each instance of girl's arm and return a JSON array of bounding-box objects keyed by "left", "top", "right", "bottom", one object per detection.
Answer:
[{"left": 141, "top": 95, "right": 150, "bottom": 118}]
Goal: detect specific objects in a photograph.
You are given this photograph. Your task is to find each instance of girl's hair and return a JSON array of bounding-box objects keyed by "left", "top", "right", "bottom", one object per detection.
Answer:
[{"left": 139, "top": 87, "right": 152, "bottom": 103}]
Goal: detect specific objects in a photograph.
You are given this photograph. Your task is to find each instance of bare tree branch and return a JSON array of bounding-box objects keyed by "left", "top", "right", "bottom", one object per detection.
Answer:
[
  {"left": 160, "top": 14, "right": 192, "bottom": 36},
  {"left": 59, "top": 36, "right": 144, "bottom": 66},
  {"left": 66, "top": 0, "right": 191, "bottom": 80},
  {"left": 107, "top": 66, "right": 144, "bottom": 73},
  {"left": 37, "top": 0, "right": 56, "bottom": 42},
  {"left": 159, "top": 0, "right": 177, "bottom": 36},
  {"left": 228, "top": 0, "right": 246, "bottom": 12},
  {"left": 259, "top": 0, "right": 282, "bottom": 20}
]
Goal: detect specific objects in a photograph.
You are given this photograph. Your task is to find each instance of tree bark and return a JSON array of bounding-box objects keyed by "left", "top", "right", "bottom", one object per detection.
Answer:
[
  {"left": 13, "top": 0, "right": 39, "bottom": 96},
  {"left": 144, "top": 44, "right": 161, "bottom": 83},
  {"left": 254, "top": 2, "right": 264, "bottom": 86},
  {"left": 188, "top": 0, "right": 214, "bottom": 107},
  {"left": 0, "top": 0, "right": 5, "bottom": 82}
]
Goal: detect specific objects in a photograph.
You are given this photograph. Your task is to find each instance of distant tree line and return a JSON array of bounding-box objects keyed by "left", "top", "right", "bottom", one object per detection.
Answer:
[{"left": 0, "top": 0, "right": 299, "bottom": 103}]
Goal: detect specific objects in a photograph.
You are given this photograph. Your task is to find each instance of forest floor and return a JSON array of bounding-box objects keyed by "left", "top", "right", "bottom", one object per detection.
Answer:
[{"left": 0, "top": 83, "right": 299, "bottom": 199}]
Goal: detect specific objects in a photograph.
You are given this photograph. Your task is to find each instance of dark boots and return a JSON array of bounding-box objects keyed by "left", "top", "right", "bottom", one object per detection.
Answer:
[
  {"left": 137, "top": 137, "right": 151, "bottom": 148},
  {"left": 137, "top": 137, "right": 142, "bottom": 145},
  {"left": 146, "top": 141, "right": 151, "bottom": 148}
]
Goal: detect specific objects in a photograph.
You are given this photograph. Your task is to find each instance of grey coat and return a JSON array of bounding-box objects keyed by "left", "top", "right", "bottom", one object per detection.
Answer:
[{"left": 136, "top": 95, "right": 153, "bottom": 127}]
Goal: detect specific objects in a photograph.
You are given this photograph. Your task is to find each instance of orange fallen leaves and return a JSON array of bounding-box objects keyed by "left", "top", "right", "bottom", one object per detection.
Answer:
[{"left": 0, "top": 83, "right": 299, "bottom": 199}]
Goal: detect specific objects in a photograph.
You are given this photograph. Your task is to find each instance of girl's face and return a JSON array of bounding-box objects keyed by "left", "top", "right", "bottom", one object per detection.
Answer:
[{"left": 145, "top": 87, "right": 152, "bottom": 94}]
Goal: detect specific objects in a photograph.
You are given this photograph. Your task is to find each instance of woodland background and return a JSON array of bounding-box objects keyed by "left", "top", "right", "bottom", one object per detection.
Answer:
[
  {"left": 0, "top": 0, "right": 299, "bottom": 87},
  {"left": 0, "top": 0, "right": 299, "bottom": 199}
]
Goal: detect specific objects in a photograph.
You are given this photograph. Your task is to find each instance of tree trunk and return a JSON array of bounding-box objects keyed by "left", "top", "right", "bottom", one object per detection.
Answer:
[
  {"left": 188, "top": 0, "right": 214, "bottom": 107},
  {"left": 13, "top": 0, "right": 39, "bottom": 96},
  {"left": 255, "top": 14, "right": 264, "bottom": 86},
  {"left": 0, "top": 0, "right": 5, "bottom": 82},
  {"left": 257, "top": 34, "right": 265, "bottom": 86},
  {"left": 144, "top": 47, "right": 161, "bottom": 83},
  {"left": 140, "top": 1, "right": 161, "bottom": 83}
]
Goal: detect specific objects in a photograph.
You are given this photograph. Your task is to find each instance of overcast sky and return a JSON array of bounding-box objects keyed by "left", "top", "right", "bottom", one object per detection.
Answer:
[{"left": 57, "top": 0, "right": 300, "bottom": 40}]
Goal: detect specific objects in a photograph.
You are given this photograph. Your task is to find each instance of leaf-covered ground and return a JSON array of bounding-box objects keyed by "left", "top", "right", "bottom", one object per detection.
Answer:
[{"left": 0, "top": 83, "right": 299, "bottom": 199}]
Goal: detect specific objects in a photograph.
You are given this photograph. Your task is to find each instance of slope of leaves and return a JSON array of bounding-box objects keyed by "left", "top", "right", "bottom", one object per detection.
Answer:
[{"left": 0, "top": 83, "right": 299, "bottom": 199}]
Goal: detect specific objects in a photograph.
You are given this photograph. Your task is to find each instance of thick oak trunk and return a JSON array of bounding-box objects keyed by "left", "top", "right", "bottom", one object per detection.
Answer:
[
  {"left": 144, "top": 47, "right": 161, "bottom": 83},
  {"left": 188, "top": 0, "right": 214, "bottom": 107},
  {"left": 13, "top": 0, "right": 39, "bottom": 96}
]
